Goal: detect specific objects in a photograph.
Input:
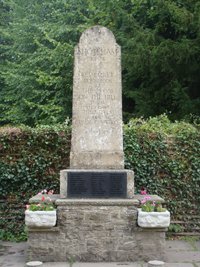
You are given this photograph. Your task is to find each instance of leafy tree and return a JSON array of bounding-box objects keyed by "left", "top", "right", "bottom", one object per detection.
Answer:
[
  {"left": 0, "top": 0, "right": 13, "bottom": 124},
  {"left": 121, "top": 0, "right": 200, "bottom": 120},
  {"left": 0, "top": 0, "right": 200, "bottom": 125},
  {"left": 0, "top": 0, "right": 88, "bottom": 125}
]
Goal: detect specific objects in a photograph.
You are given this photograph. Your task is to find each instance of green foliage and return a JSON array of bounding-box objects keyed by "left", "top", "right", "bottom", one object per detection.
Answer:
[
  {"left": 0, "top": 123, "right": 71, "bottom": 240},
  {"left": 141, "top": 200, "right": 155, "bottom": 212},
  {"left": 68, "top": 255, "right": 76, "bottom": 267},
  {"left": 0, "top": 0, "right": 200, "bottom": 125},
  {"left": 141, "top": 197, "right": 167, "bottom": 212},
  {"left": 28, "top": 203, "right": 55, "bottom": 211},
  {"left": 28, "top": 193, "right": 56, "bottom": 211},
  {"left": 122, "top": 0, "right": 200, "bottom": 121},
  {"left": 168, "top": 224, "right": 184, "bottom": 233},
  {"left": 0, "top": 0, "right": 78, "bottom": 125},
  {"left": 127, "top": 114, "right": 198, "bottom": 135},
  {"left": 0, "top": 228, "right": 27, "bottom": 242},
  {"left": 124, "top": 115, "right": 200, "bottom": 218}
]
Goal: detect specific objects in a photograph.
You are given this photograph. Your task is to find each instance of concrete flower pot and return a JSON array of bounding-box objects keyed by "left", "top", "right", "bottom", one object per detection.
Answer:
[
  {"left": 137, "top": 208, "right": 170, "bottom": 228},
  {"left": 25, "top": 210, "right": 56, "bottom": 227}
]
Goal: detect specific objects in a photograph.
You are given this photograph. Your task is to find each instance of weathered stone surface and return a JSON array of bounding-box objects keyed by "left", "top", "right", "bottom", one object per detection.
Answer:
[
  {"left": 135, "top": 228, "right": 166, "bottom": 262},
  {"left": 70, "top": 26, "right": 124, "bottom": 169},
  {"left": 56, "top": 198, "right": 139, "bottom": 207},
  {"left": 27, "top": 201, "right": 167, "bottom": 262},
  {"left": 60, "top": 169, "right": 134, "bottom": 198},
  {"left": 137, "top": 209, "right": 170, "bottom": 228},
  {"left": 25, "top": 210, "right": 57, "bottom": 228},
  {"left": 166, "top": 240, "right": 195, "bottom": 251},
  {"left": 165, "top": 251, "right": 200, "bottom": 263},
  {"left": 29, "top": 194, "right": 60, "bottom": 204}
]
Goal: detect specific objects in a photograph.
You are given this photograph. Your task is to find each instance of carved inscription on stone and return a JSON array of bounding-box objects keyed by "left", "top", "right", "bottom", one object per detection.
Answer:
[{"left": 70, "top": 26, "right": 124, "bottom": 169}]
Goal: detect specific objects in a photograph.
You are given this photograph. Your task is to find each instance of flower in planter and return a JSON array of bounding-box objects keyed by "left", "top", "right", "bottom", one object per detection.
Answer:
[
  {"left": 140, "top": 187, "right": 147, "bottom": 195},
  {"left": 140, "top": 189, "right": 166, "bottom": 212},
  {"left": 26, "top": 190, "right": 55, "bottom": 211},
  {"left": 25, "top": 190, "right": 56, "bottom": 227},
  {"left": 138, "top": 189, "right": 170, "bottom": 228}
]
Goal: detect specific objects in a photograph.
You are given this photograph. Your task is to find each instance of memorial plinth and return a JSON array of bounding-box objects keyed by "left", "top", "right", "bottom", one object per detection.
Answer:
[{"left": 27, "top": 196, "right": 166, "bottom": 262}]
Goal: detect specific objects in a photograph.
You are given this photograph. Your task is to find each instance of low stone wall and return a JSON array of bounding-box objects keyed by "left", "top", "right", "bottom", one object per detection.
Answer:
[{"left": 27, "top": 198, "right": 167, "bottom": 262}]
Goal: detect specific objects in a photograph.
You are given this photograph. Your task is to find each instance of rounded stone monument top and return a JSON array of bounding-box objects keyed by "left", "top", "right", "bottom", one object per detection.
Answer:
[{"left": 79, "top": 25, "right": 117, "bottom": 44}]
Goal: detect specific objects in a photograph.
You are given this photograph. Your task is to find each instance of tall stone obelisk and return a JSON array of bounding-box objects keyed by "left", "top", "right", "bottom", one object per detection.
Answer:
[{"left": 70, "top": 26, "right": 124, "bottom": 169}]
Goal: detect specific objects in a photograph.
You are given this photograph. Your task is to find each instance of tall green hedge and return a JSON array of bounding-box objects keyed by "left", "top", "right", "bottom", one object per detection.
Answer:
[
  {"left": 0, "top": 124, "right": 71, "bottom": 240},
  {"left": 0, "top": 115, "right": 199, "bottom": 240},
  {"left": 124, "top": 115, "right": 200, "bottom": 218}
]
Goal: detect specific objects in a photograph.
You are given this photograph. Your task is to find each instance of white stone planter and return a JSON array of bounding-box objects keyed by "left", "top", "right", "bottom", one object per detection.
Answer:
[
  {"left": 137, "top": 208, "right": 170, "bottom": 228},
  {"left": 25, "top": 210, "right": 56, "bottom": 227}
]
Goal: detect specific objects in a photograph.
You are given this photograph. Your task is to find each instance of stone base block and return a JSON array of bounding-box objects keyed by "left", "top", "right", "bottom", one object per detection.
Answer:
[
  {"left": 70, "top": 151, "right": 124, "bottom": 170},
  {"left": 27, "top": 198, "right": 167, "bottom": 262},
  {"left": 60, "top": 169, "right": 134, "bottom": 198}
]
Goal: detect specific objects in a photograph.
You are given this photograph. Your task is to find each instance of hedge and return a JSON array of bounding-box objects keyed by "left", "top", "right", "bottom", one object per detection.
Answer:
[
  {"left": 124, "top": 115, "right": 200, "bottom": 235},
  {"left": 0, "top": 124, "right": 71, "bottom": 240},
  {"left": 0, "top": 115, "right": 199, "bottom": 240}
]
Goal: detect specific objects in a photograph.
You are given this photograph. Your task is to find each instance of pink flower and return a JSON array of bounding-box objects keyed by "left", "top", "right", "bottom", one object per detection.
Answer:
[
  {"left": 26, "top": 204, "right": 30, "bottom": 210},
  {"left": 141, "top": 199, "right": 147, "bottom": 204},
  {"left": 37, "top": 203, "right": 41, "bottom": 206},
  {"left": 141, "top": 189, "right": 147, "bottom": 195},
  {"left": 41, "top": 196, "right": 45, "bottom": 201},
  {"left": 144, "top": 195, "right": 151, "bottom": 201},
  {"left": 48, "top": 190, "right": 54, "bottom": 195}
]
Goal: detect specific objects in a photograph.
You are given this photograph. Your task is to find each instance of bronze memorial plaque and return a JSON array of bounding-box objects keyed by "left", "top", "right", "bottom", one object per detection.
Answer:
[{"left": 68, "top": 172, "right": 127, "bottom": 198}]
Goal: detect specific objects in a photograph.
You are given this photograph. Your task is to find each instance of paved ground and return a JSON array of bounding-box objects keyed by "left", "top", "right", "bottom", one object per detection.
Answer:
[{"left": 0, "top": 240, "right": 200, "bottom": 267}]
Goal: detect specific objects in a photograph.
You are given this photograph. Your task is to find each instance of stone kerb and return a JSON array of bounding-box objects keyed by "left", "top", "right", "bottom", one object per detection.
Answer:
[{"left": 70, "top": 26, "right": 124, "bottom": 169}]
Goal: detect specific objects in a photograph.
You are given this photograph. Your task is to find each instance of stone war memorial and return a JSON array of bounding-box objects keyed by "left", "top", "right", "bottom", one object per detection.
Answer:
[{"left": 27, "top": 26, "right": 167, "bottom": 262}]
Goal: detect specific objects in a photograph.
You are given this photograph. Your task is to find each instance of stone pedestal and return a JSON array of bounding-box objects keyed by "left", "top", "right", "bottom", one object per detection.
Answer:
[{"left": 27, "top": 197, "right": 167, "bottom": 262}]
